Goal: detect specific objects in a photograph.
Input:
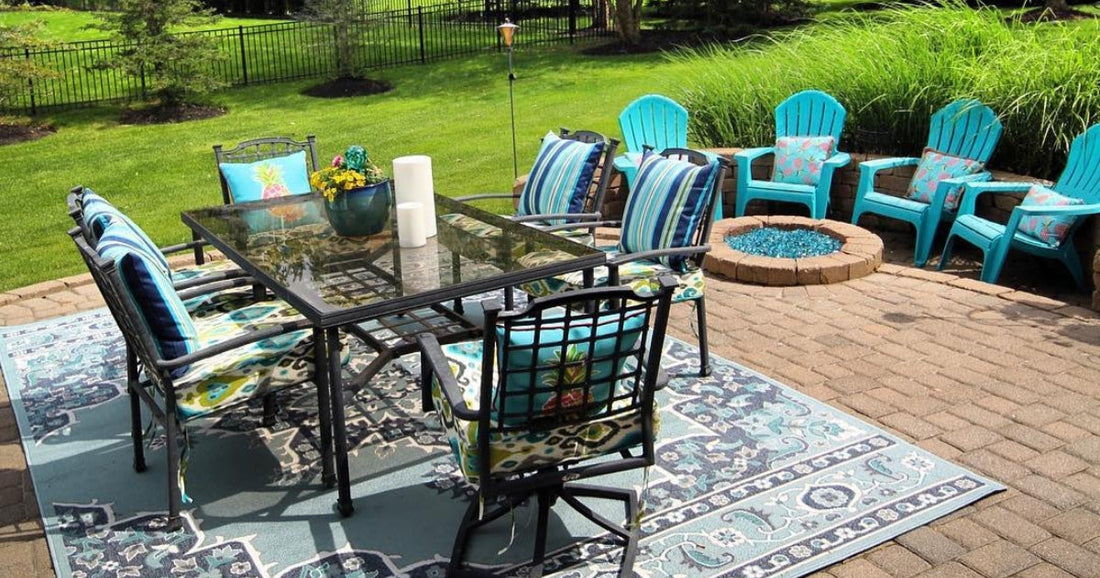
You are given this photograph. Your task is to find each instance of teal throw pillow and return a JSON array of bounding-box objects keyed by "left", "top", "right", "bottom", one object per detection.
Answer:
[
  {"left": 619, "top": 151, "right": 721, "bottom": 271},
  {"left": 97, "top": 220, "right": 199, "bottom": 376},
  {"left": 516, "top": 131, "right": 604, "bottom": 225},
  {"left": 219, "top": 150, "right": 312, "bottom": 204},
  {"left": 81, "top": 190, "right": 172, "bottom": 274},
  {"left": 771, "top": 136, "right": 836, "bottom": 186},
  {"left": 494, "top": 311, "right": 645, "bottom": 426},
  {"left": 1017, "top": 185, "right": 1084, "bottom": 246},
  {"left": 905, "top": 148, "right": 984, "bottom": 210}
]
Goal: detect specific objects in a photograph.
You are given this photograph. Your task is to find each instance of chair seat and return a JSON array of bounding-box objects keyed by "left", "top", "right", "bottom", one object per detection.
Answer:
[
  {"left": 746, "top": 178, "right": 815, "bottom": 194},
  {"left": 431, "top": 339, "right": 656, "bottom": 485},
  {"left": 517, "top": 251, "right": 704, "bottom": 304},
  {"left": 172, "top": 297, "right": 346, "bottom": 421},
  {"left": 953, "top": 214, "right": 1052, "bottom": 250},
  {"left": 169, "top": 258, "right": 240, "bottom": 285},
  {"left": 861, "top": 190, "right": 930, "bottom": 213}
]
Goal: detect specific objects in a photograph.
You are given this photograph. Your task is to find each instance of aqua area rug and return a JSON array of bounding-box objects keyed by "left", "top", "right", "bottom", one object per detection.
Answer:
[{"left": 0, "top": 307, "right": 1003, "bottom": 578}]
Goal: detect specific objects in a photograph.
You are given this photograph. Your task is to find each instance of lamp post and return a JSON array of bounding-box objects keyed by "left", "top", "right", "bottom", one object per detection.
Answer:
[{"left": 498, "top": 19, "right": 519, "bottom": 179}]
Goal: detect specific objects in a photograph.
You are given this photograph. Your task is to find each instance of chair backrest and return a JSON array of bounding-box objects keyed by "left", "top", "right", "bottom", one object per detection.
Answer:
[
  {"left": 476, "top": 278, "right": 676, "bottom": 491},
  {"left": 618, "top": 94, "right": 689, "bottom": 155},
  {"left": 926, "top": 99, "right": 1002, "bottom": 163},
  {"left": 775, "top": 90, "right": 847, "bottom": 142},
  {"left": 559, "top": 127, "right": 620, "bottom": 215},
  {"left": 213, "top": 135, "right": 320, "bottom": 205},
  {"left": 1053, "top": 123, "right": 1100, "bottom": 203}
]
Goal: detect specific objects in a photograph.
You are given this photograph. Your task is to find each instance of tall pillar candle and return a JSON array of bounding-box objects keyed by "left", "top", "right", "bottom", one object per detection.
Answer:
[{"left": 392, "top": 155, "right": 437, "bottom": 237}]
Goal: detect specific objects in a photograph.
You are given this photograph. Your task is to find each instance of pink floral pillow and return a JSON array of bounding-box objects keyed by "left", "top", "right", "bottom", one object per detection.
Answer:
[
  {"left": 905, "top": 148, "right": 984, "bottom": 210},
  {"left": 771, "top": 136, "right": 836, "bottom": 186},
  {"left": 1017, "top": 185, "right": 1083, "bottom": 246}
]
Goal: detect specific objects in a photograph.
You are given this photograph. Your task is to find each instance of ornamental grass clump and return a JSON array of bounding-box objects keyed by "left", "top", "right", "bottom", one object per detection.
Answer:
[
  {"left": 309, "top": 145, "right": 386, "bottom": 202},
  {"left": 673, "top": 0, "right": 1100, "bottom": 180}
]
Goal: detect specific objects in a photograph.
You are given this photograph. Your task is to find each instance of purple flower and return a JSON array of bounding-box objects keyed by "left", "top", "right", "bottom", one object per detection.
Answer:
[{"left": 332, "top": 155, "right": 343, "bottom": 167}]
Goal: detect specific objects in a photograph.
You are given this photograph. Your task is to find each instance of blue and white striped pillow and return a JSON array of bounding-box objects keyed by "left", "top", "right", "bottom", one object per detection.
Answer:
[
  {"left": 619, "top": 151, "right": 720, "bottom": 271},
  {"left": 81, "top": 190, "right": 172, "bottom": 274},
  {"left": 98, "top": 220, "right": 199, "bottom": 374},
  {"left": 516, "top": 132, "right": 604, "bottom": 224}
]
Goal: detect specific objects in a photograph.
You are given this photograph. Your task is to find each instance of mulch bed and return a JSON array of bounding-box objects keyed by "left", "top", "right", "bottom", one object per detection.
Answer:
[
  {"left": 119, "top": 103, "right": 226, "bottom": 125},
  {"left": 0, "top": 122, "right": 55, "bottom": 146},
  {"left": 302, "top": 77, "right": 394, "bottom": 98},
  {"left": 1016, "top": 6, "right": 1096, "bottom": 22}
]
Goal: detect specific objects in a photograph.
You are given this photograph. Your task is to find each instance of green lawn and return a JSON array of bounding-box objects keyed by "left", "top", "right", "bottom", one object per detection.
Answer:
[
  {"left": 0, "top": 8, "right": 285, "bottom": 42},
  {"left": 0, "top": 46, "right": 691, "bottom": 291}
]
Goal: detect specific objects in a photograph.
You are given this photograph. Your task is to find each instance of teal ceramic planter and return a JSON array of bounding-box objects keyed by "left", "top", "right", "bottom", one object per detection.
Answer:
[{"left": 324, "top": 180, "right": 392, "bottom": 237}]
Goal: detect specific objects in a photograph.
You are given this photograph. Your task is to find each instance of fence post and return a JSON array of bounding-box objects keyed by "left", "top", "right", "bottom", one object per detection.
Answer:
[
  {"left": 238, "top": 26, "right": 249, "bottom": 85},
  {"left": 568, "top": 0, "right": 577, "bottom": 44},
  {"left": 407, "top": 0, "right": 413, "bottom": 28},
  {"left": 139, "top": 62, "right": 147, "bottom": 101},
  {"left": 24, "top": 48, "right": 36, "bottom": 116},
  {"left": 417, "top": 7, "right": 426, "bottom": 64}
]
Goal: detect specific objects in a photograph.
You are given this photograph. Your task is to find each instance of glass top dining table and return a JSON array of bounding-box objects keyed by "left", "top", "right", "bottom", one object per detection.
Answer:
[{"left": 181, "top": 192, "right": 606, "bottom": 516}]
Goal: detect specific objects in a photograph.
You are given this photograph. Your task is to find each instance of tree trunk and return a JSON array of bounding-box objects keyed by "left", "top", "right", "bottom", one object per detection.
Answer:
[
  {"left": 592, "top": 0, "right": 611, "bottom": 30},
  {"left": 614, "top": 0, "right": 642, "bottom": 45},
  {"left": 1044, "top": 0, "right": 1070, "bottom": 12}
]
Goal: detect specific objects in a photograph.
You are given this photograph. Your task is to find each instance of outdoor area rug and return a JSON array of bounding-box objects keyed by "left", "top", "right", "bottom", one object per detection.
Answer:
[{"left": 0, "top": 307, "right": 1003, "bottom": 578}]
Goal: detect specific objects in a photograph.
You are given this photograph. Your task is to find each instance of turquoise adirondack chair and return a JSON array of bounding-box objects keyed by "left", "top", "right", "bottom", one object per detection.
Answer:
[
  {"left": 850, "top": 100, "right": 1003, "bottom": 267},
  {"left": 938, "top": 123, "right": 1100, "bottom": 288},
  {"left": 735, "top": 90, "right": 850, "bottom": 219},
  {"left": 614, "top": 95, "right": 689, "bottom": 189}
]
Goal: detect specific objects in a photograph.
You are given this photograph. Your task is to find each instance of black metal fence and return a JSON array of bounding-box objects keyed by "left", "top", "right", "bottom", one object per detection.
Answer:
[{"left": 2, "top": 0, "right": 609, "bottom": 114}]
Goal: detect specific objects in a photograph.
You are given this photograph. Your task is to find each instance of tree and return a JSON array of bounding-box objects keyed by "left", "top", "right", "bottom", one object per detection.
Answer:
[
  {"left": 613, "top": 0, "right": 644, "bottom": 46},
  {"left": 303, "top": 0, "right": 362, "bottom": 79},
  {"left": 0, "top": 21, "right": 56, "bottom": 112},
  {"left": 94, "top": 0, "right": 223, "bottom": 108}
]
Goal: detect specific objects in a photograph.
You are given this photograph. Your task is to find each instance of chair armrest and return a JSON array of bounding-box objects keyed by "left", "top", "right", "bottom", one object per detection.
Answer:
[
  {"left": 607, "top": 244, "right": 712, "bottom": 266},
  {"left": 1015, "top": 203, "right": 1100, "bottom": 217},
  {"left": 172, "top": 267, "right": 250, "bottom": 292},
  {"left": 417, "top": 333, "right": 478, "bottom": 420},
  {"left": 822, "top": 151, "right": 851, "bottom": 169},
  {"left": 175, "top": 275, "right": 256, "bottom": 300},
  {"left": 859, "top": 156, "right": 921, "bottom": 174},
  {"left": 160, "top": 239, "right": 208, "bottom": 256},
  {"left": 541, "top": 219, "right": 621, "bottom": 233},
  {"left": 454, "top": 193, "right": 519, "bottom": 203},
  {"left": 512, "top": 212, "right": 601, "bottom": 224},
  {"left": 929, "top": 172, "right": 992, "bottom": 211},
  {"left": 155, "top": 317, "right": 313, "bottom": 370},
  {"left": 957, "top": 181, "right": 1035, "bottom": 215}
]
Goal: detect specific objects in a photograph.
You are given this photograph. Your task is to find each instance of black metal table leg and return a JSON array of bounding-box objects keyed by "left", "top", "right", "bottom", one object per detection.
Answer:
[
  {"left": 327, "top": 328, "right": 354, "bottom": 516},
  {"left": 313, "top": 328, "right": 335, "bottom": 488}
]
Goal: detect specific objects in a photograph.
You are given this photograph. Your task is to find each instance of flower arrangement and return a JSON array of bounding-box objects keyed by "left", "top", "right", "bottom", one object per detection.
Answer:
[{"left": 310, "top": 145, "right": 387, "bottom": 202}]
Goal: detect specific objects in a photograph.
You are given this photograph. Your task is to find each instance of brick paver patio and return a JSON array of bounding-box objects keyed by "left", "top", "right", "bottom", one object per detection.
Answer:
[{"left": 1, "top": 254, "right": 1098, "bottom": 577}]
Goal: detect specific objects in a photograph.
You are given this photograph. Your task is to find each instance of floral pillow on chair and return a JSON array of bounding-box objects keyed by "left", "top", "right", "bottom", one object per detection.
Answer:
[
  {"left": 905, "top": 148, "right": 984, "bottom": 210},
  {"left": 1017, "top": 185, "right": 1084, "bottom": 246},
  {"left": 771, "top": 136, "right": 836, "bottom": 186}
]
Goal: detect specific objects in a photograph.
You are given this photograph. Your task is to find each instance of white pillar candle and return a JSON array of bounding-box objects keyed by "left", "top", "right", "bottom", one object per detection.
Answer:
[
  {"left": 396, "top": 202, "right": 427, "bottom": 248},
  {"left": 392, "top": 155, "right": 437, "bottom": 237}
]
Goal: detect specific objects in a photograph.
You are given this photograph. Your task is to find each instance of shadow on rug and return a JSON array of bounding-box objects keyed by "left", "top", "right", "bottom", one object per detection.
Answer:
[{"left": 0, "top": 309, "right": 1002, "bottom": 577}]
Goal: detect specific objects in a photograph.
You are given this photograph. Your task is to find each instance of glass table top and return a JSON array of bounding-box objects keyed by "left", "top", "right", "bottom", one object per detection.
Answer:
[{"left": 182, "top": 194, "right": 605, "bottom": 326}]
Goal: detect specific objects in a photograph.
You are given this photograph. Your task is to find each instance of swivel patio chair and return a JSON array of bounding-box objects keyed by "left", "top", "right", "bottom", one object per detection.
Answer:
[
  {"left": 519, "top": 148, "right": 728, "bottom": 377},
  {"left": 734, "top": 90, "right": 851, "bottom": 219},
  {"left": 938, "top": 123, "right": 1100, "bottom": 288},
  {"left": 419, "top": 277, "right": 675, "bottom": 578},
  {"left": 851, "top": 99, "right": 1003, "bottom": 266},
  {"left": 452, "top": 127, "right": 619, "bottom": 244},
  {"left": 69, "top": 220, "right": 346, "bottom": 530},
  {"left": 614, "top": 94, "right": 723, "bottom": 218}
]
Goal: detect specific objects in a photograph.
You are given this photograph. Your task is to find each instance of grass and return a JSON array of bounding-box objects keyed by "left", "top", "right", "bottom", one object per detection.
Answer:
[
  {"left": 674, "top": 1, "right": 1100, "bottom": 180},
  {"left": 0, "top": 45, "right": 693, "bottom": 291},
  {"left": 0, "top": 7, "right": 286, "bottom": 42}
]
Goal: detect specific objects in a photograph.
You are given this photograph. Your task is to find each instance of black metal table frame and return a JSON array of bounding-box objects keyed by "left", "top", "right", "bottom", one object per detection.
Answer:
[{"left": 183, "top": 194, "right": 604, "bottom": 516}]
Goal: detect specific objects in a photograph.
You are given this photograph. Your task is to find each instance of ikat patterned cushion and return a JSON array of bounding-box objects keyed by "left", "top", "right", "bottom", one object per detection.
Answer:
[
  {"left": 1017, "top": 185, "right": 1084, "bottom": 246},
  {"left": 219, "top": 150, "right": 312, "bottom": 204},
  {"left": 771, "top": 136, "right": 836, "bottom": 186},
  {"left": 516, "top": 132, "right": 604, "bottom": 224},
  {"left": 619, "top": 151, "right": 720, "bottom": 272},
  {"left": 905, "top": 148, "right": 984, "bottom": 210}
]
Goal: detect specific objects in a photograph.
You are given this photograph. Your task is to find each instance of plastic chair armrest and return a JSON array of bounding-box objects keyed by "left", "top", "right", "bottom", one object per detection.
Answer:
[
  {"left": 156, "top": 317, "right": 313, "bottom": 370},
  {"left": 859, "top": 156, "right": 920, "bottom": 175},
  {"left": 1015, "top": 203, "right": 1100, "bottom": 217},
  {"left": 957, "top": 181, "right": 1034, "bottom": 215},
  {"left": 417, "top": 332, "right": 478, "bottom": 420},
  {"left": 822, "top": 151, "right": 851, "bottom": 169},
  {"left": 930, "top": 172, "right": 992, "bottom": 210}
]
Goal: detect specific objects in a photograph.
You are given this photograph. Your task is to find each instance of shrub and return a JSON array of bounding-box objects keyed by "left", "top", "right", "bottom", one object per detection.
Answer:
[{"left": 672, "top": 1, "right": 1100, "bottom": 180}]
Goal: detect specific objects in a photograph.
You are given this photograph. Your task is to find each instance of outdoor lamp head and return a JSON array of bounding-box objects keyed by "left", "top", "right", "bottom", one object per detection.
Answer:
[{"left": 498, "top": 20, "right": 518, "bottom": 47}]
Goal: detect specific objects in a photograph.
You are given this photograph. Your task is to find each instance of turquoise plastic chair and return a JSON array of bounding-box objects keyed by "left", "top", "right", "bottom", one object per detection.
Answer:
[
  {"left": 734, "top": 90, "right": 850, "bottom": 219},
  {"left": 615, "top": 94, "right": 723, "bottom": 219},
  {"left": 851, "top": 100, "right": 1003, "bottom": 267},
  {"left": 938, "top": 123, "right": 1100, "bottom": 288}
]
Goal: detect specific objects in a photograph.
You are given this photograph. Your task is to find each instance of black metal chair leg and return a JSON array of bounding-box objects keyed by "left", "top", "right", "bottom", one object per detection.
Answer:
[
  {"left": 165, "top": 416, "right": 182, "bottom": 531},
  {"left": 696, "top": 296, "right": 711, "bottom": 377},
  {"left": 262, "top": 394, "right": 277, "bottom": 427},
  {"left": 126, "top": 348, "right": 146, "bottom": 473}
]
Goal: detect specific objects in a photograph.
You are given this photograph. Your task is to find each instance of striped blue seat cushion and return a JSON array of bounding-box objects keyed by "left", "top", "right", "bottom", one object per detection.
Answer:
[
  {"left": 97, "top": 220, "right": 199, "bottom": 375},
  {"left": 81, "top": 190, "right": 172, "bottom": 274},
  {"left": 516, "top": 132, "right": 603, "bottom": 224},
  {"left": 619, "top": 151, "right": 720, "bottom": 271}
]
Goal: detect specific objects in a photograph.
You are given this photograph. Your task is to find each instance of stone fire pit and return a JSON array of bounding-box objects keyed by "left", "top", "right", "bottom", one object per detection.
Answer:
[{"left": 705, "top": 216, "right": 883, "bottom": 285}]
